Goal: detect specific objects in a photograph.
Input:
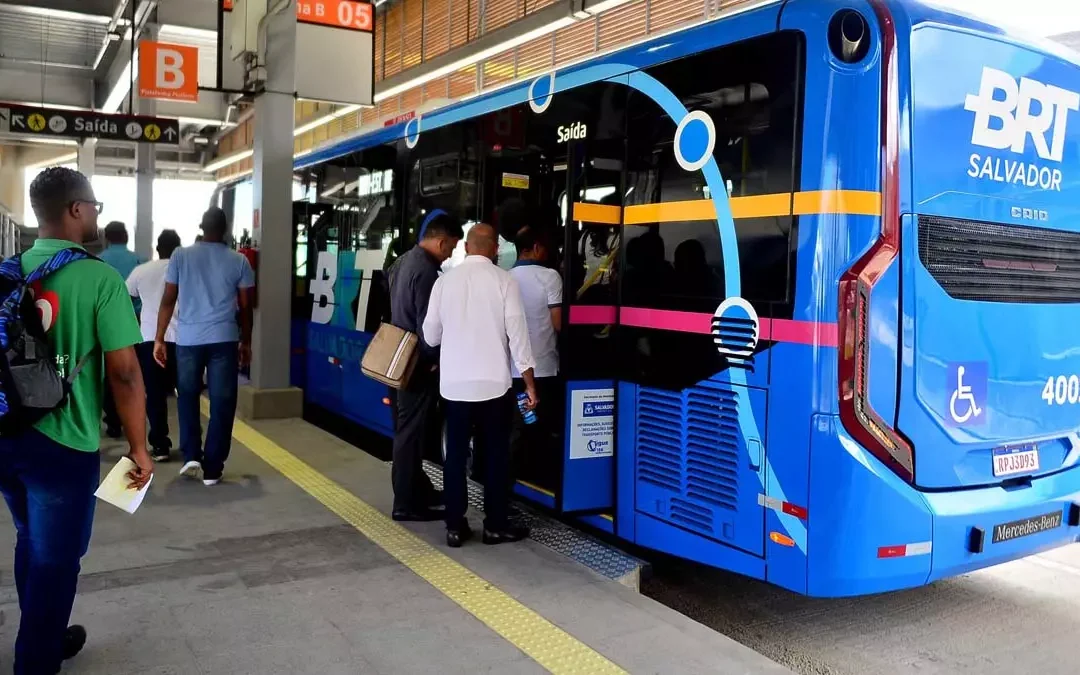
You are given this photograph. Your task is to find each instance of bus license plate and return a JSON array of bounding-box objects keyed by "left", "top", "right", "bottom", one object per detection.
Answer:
[{"left": 992, "top": 444, "right": 1040, "bottom": 477}]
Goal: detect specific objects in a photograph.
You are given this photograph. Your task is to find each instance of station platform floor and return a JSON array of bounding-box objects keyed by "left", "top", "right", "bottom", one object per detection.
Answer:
[{"left": 0, "top": 407, "right": 791, "bottom": 674}]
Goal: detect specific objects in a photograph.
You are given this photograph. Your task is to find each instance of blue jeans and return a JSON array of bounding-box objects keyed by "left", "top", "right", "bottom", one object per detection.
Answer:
[
  {"left": 0, "top": 429, "right": 99, "bottom": 675},
  {"left": 177, "top": 342, "right": 239, "bottom": 480}
]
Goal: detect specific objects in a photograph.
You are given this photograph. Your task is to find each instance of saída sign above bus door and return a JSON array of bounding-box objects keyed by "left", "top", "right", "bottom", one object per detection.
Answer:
[{"left": 911, "top": 27, "right": 1080, "bottom": 224}]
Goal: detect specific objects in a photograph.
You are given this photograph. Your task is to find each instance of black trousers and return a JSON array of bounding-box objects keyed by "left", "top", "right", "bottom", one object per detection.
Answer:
[
  {"left": 444, "top": 392, "right": 513, "bottom": 531},
  {"left": 136, "top": 341, "right": 177, "bottom": 451},
  {"left": 391, "top": 368, "right": 439, "bottom": 512},
  {"left": 510, "top": 377, "right": 564, "bottom": 491}
]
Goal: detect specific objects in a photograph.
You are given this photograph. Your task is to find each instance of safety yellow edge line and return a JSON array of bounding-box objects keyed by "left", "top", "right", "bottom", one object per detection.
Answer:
[
  {"left": 517, "top": 479, "right": 557, "bottom": 497},
  {"left": 206, "top": 401, "right": 626, "bottom": 675}
]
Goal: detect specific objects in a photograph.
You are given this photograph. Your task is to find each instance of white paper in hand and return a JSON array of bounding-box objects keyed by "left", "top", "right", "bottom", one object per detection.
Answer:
[{"left": 94, "top": 456, "right": 153, "bottom": 514}]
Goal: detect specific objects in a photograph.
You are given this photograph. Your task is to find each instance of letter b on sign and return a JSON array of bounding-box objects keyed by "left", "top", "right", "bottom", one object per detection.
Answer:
[
  {"left": 157, "top": 49, "right": 185, "bottom": 89},
  {"left": 139, "top": 41, "right": 199, "bottom": 103}
]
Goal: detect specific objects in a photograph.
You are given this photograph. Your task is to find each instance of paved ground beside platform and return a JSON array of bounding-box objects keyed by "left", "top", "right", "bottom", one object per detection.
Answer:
[
  {"left": 0, "top": 409, "right": 790, "bottom": 674},
  {"left": 649, "top": 541, "right": 1080, "bottom": 675}
]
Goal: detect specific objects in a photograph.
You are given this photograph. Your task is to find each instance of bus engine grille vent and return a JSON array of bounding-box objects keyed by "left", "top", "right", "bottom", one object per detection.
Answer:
[
  {"left": 636, "top": 382, "right": 741, "bottom": 536},
  {"left": 919, "top": 215, "right": 1080, "bottom": 303}
]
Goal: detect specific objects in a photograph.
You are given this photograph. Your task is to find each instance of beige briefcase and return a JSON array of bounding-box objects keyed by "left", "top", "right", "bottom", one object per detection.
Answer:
[{"left": 361, "top": 323, "right": 419, "bottom": 389}]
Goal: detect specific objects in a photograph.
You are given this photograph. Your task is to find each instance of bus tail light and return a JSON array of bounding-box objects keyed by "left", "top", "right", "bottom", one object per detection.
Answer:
[
  {"left": 839, "top": 274, "right": 913, "bottom": 481},
  {"left": 837, "top": 0, "right": 915, "bottom": 483}
]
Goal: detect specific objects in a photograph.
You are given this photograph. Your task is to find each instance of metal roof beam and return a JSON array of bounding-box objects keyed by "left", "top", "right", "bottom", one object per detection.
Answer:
[
  {"left": 95, "top": 1, "right": 159, "bottom": 112},
  {"left": 0, "top": 0, "right": 118, "bottom": 22},
  {"left": 0, "top": 66, "right": 93, "bottom": 109},
  {"left": 156, "top": 0, "right": 218, "bottom": 32},
  {"left": 0, "top": 56, "right": 95, "bottom": 73}
]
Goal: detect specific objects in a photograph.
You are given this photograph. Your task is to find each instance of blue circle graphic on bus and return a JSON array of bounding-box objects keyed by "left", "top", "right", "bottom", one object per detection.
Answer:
[
  {"left": 674, "top": 111, "right": 716, "bottom": 172},
  {"left": 529, "top": 73, "right": 556, "bottom": 114},
  {"left": 405, "top": 115, "right": 422, "bottom": 149}
]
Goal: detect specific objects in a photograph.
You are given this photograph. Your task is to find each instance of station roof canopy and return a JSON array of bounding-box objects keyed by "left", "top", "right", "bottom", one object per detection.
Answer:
[{"left": 0, "top": 0, "right": 227, "bottom": 142}]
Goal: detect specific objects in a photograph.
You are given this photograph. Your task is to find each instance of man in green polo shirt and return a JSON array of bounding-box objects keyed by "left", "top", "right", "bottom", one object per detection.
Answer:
[{"left": 0, "top": 167, "right": 152, "bottom": 674}]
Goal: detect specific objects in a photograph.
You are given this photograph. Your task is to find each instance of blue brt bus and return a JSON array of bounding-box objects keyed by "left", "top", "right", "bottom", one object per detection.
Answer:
[{"left": 255, "top": 0, "right": 1080, "bottom": 596}]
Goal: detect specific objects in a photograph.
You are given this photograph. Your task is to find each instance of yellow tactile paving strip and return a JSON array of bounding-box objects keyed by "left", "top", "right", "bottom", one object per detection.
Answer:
[{"left": 208, "top": 401, "right": 628, "bottom": 675}]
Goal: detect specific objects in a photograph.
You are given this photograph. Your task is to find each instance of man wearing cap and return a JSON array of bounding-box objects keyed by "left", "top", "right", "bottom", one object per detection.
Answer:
[
  {"left": 153, "top": 207, "right": 254, "bottom": 486},
  {"left": 385, "top": 210, "right": 463, "bottom": 521},
  {"left": 98, "top": 221, "right": 143, "bottom": 438}
]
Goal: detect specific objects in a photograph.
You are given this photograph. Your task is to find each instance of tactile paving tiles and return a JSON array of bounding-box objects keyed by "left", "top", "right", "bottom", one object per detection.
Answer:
[
  {"left": 421, "top": 460, "right": 646, "bottom": 586},
  {"left": 224, "top": 407, "right": 628, "bottom": 675}
]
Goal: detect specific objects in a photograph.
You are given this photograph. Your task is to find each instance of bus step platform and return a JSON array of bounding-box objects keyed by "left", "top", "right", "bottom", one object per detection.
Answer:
[{"left": 416, "top": 459, "right": 650, "bottom": 590}]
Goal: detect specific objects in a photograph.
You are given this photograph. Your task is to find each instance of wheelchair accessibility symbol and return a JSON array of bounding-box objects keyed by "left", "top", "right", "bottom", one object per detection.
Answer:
[{"left": 947, "top": 362, "right": 987, "bottom": 426}]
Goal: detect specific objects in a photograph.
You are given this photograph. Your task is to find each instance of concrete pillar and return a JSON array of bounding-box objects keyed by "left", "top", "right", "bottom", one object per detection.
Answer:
[
  {"left": 134, "top": 103, "right": 156, "bottom": 261},
  {"left": 133, "top": 25, "right": 158, "bottom": 261},
  {"left": 135, "top": 142, "right": 155, "bottom": 260},
  {"left": 77, "top": 139, "right": 97, "bottom": 179},
  {"left": 239, "top": 2, "right": 302, "bottom": 419},
  {"left": 0, "top": 146, "right": 23, "bottom": 222}
]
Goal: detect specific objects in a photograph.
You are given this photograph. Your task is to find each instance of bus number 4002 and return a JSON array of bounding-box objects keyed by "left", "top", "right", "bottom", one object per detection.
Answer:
[{"left": 1042, "top": 375, "right": 1080, "bottom": 405}]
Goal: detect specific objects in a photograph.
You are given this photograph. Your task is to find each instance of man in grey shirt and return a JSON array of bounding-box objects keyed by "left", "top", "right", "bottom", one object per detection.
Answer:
[{"left": 386, "top": 210, "right": 463, "bottom": 521}]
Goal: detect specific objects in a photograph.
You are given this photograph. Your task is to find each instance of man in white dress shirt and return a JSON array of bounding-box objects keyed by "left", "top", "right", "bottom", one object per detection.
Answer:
[
  {"left": 126, "top": 229, "right": 181, "bottom": 462},
  {"left": 508, "top": 226, "right": 563, "bottom": 483},
  {"left": 423, "top": 223, "right": 538, "bottom": 548}
]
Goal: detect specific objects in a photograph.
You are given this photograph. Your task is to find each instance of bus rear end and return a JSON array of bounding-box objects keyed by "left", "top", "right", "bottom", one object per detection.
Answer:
[{"left": 810, "top": 3, "right": 1080, "bottom": 596}]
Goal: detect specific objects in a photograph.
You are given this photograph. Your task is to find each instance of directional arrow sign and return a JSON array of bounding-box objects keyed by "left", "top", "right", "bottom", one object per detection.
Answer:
[{"left": 0, "top": 103, "right": 180, "bottom": 145}]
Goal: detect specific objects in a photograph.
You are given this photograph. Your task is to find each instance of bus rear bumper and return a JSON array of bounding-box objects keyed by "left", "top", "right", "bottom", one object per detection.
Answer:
[
  {"left": 922, "top": 471, "right": 1080, "bottom": 583},
  {"left": 806, "top": 417, "right": 1080, "bottom": 596}
]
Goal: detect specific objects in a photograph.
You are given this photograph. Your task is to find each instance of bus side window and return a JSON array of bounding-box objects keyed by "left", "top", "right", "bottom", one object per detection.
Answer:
[{"left": 621, "top": 31, "right": 802, "bottom": 390}]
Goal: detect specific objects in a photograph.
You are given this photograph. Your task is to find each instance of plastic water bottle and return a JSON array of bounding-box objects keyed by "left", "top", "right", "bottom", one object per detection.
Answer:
[{"left": 517, "top": 391, "right": 537, "bottom": 425}]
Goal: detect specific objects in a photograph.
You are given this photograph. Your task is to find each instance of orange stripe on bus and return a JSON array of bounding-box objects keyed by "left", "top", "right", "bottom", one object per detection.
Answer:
[
  {"left": 572, "top": 202, "right": 622, "bottom": 225},
  {"left": 573, "top": 190, "right": 881, "bottom": 225},
  {"left": 792, "top": 190, "right": 881, "bottom": 216},
  {"left": 623, "top": 200, "right": 715, "bottom": 224}
]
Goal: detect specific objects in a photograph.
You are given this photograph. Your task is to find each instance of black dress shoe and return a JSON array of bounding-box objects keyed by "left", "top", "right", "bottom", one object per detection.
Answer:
[
  {"left": 391, "top": 508, "right": 444, "bottom": 522},
  {"left": 446, "top": 524, "right": 475, "bottom": 548},
  {"left": 63, "top": 625, "right": 87, "bottom": 660},
  {"left": 482, "top": 524, "right": 530, "bottom": 545}
]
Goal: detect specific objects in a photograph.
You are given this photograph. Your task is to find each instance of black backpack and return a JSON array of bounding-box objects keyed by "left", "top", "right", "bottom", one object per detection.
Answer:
[{"left": 0, "top": 248, "right": 95, "bottom": 436}]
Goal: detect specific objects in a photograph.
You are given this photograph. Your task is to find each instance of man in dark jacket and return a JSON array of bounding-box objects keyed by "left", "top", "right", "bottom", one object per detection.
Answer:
[{"left": 387, "top": 210, "right": 463, "bottom": 520}]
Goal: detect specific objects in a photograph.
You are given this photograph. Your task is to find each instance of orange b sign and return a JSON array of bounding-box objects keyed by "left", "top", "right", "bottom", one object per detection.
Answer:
[
  {"left": 296, "top": 0, "right": 374, "bottom": 31},
  {"left": 139, "top": 41, "right": 199, "bottom": 103}
]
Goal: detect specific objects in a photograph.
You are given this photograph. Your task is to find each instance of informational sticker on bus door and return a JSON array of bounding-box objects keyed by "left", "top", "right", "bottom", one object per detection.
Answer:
[
  {"left": 569, "top": 388, "right": 615, "bottom": 460},
  {"left": 501, "top": 172, "right": 530, "bottom": 190}
]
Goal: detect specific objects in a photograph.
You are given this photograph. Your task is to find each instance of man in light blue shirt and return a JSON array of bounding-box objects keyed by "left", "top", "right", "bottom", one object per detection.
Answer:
[
  {"left": 98, "top": 221, "right": 143, "bottom": 437},
  {"left": 154, "top": 207, "right": 255, "bottom": 485},
  {"left": 99, "top": 221, "right": 141, "bottom": 280}
]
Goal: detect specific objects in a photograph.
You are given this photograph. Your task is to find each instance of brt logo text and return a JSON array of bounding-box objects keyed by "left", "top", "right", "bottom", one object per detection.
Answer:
[{"left": 964, "top": 67, "right": 1079, "bottom": 192}]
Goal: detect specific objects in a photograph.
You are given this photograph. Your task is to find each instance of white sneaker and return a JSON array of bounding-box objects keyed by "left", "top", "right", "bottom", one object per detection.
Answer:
[
  {"left": 179, "top": 461, "right": 201, "bottom": 478},
  {"left": 202, "top": 478, "right": 220, "bottom": 486}
]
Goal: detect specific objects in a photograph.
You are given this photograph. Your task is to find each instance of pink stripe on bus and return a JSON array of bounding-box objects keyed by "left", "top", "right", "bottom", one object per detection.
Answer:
[
  {"left": 621, "top": 307, "right": 712, "bottom": 334},
  {"left": 568, "top": 305, "right": 617, "bottom": 324},
  {"left": 568, "top": 305, "right": 839, "bottom": 347},
  {"left": 766, "top": 319, "right": 839, "bottom": 348}
]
